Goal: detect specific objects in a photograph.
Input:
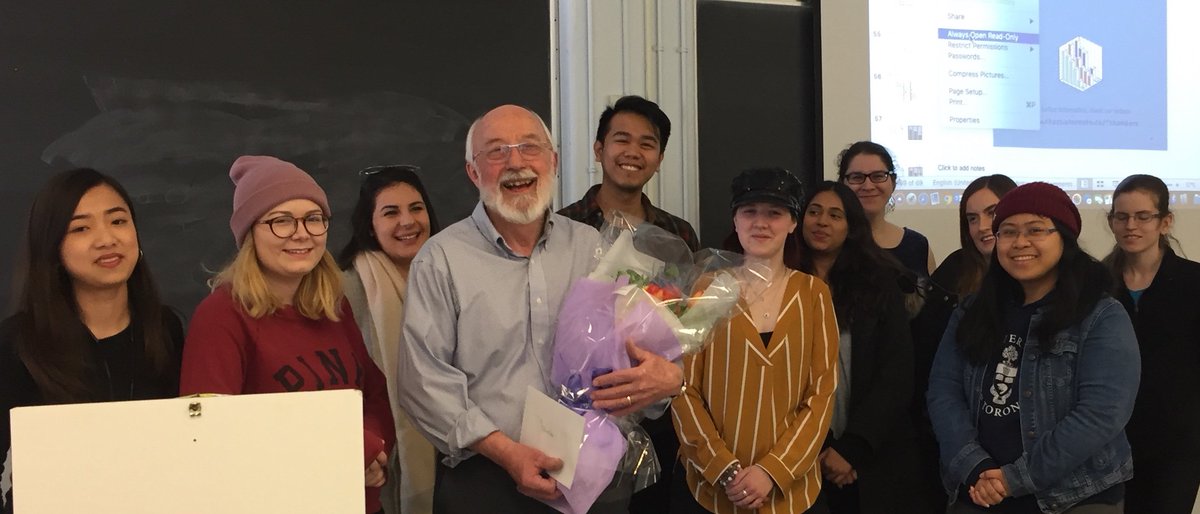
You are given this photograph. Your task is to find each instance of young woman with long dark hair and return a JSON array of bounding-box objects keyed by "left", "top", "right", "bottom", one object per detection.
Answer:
[
  {"left": 338, "top": 164, "right": 442, "bottom": 514},
  {"left": 928, "top": 182, "right": 1138, "bottom": 513},
  {"left": 1102, "top": 174, "right": 1199, "bottom": 514},
  {"left": 0, "top": 169, "right": 182, "bottom": 511},
  {"left": 913, "top": 174, "right": 1018, "bottom": 509},
  {"left": 797, "top": 181, "right": 926, "bottom": 514}
]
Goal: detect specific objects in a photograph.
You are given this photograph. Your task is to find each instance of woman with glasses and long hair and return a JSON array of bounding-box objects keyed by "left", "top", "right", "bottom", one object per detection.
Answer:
[
  {"left": 0, "top": 169, "right": 183, "bottom": 512},
  {"left": 927, "top": 182, "right": 1138, "bottom": 513},
  {"left": 671, "top": 168, "right": 838, "bottom": 514},
  {"left": 1101, "top": 174, "right": 1200, "bottom": 514},
  {"left": 914, "top": 174, "right": 1018, "bottom": 509},
  {"left": 180, "top": 156, "right": 395, "bottom": 514},
  {"left": 338, "top": 165, "right": 442, "bottom": 514},
  {"left": 796, "top": 181, "right": 925, "bottom": 514},
  {"left": 835, "top": 141, "right": 935, "bottom": 280}
]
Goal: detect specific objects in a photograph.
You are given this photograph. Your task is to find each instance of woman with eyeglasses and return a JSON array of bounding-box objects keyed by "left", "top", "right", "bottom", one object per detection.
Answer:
[
  {"left": 836, "top": 141, "right": 935, "bottom": 280},
  {"left": 180, "top": 156, "right": 395, "bottom": 514},
  {"left": 338, "top": 165, "right": 442, "bottom": 514},
  {"left": 1101, "top": 174, "right": 1200, "bottom": 514},
  {"left": 796, "top": 181, "right": 926, "bottom": 514},
  {"left": 913, "top": 174, "right": 1018, "bottom": 509},
  {"left": 0, "top": 169, "right": 183, "bottom": 512},
  {"left": 671, "top": 168, "right": 838, "bottom": 514},
  {"left": 927, "top": 182, "right": 1138, "bottom": 513}
]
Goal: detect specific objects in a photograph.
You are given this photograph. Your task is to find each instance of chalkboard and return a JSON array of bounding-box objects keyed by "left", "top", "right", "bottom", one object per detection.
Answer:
[
  {"left": 695, "top": 0, "right": 820, "bottom": 248},
  {"left": 0, "top": 1, "right": 551, "bottom": 316}
]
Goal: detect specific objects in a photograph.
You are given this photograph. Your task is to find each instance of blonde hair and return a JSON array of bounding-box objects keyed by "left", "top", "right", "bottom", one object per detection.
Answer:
[{"left": 211, "top": 231, "right": 343, "bottom": 321}]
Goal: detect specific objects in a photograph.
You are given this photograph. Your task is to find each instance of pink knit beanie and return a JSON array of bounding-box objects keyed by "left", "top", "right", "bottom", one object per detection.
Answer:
[{"left": 228, "top": 155, "right": 331, "bottom": 246}]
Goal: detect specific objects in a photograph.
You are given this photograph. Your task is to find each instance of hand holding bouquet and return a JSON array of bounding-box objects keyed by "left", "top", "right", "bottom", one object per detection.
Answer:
[{"left": 543, "top": 215, "right": 768, "bottom": 513}]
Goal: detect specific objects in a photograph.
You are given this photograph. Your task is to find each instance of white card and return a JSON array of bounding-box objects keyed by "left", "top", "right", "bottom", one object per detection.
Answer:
[{"left": 519, "top": 386, "right": 585, "bottom": 488}]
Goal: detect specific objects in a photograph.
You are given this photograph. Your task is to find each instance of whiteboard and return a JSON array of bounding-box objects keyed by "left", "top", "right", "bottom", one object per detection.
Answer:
[{"left": 10, "top": 390, "right": 364, "bottom": 514}]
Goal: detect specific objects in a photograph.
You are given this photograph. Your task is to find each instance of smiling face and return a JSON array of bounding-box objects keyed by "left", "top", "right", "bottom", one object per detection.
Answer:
[
  {"left": 996, "top": 213, "right": 1063, "bottom": 303},
  {"left": 734, "top": 201, "right": 798, "bottom": 261},
  {"left": 842, "top": 153, "right": 895, "bottom": 217},
  {"left": 252, "top": 198, "right": 327, "bottom": 294},
  {"left": 60, "top": 184, "right": 140, "bottom": 294},
  {"left": 595, "top": 111, "right": 664, "bottom": 194},
  {"left": 467, "top": 105, "right": 558, "bottom": 226},
  {"left": 964, "top": 188, "right": 1002, "bottom": 256},
  {"left": 371, "top": 182, "right": 430, "bottom": 268},
  {"left": 1110, "top": 189, "right": 1171, "bottom": 256},
  {"left": 802, "top": 191, "right": 849, "bottom": 256}
]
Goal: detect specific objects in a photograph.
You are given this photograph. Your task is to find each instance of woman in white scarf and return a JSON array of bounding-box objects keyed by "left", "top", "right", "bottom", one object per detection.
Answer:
[{"left": 338, "top": 165, "right": 441, "bottom": 514}]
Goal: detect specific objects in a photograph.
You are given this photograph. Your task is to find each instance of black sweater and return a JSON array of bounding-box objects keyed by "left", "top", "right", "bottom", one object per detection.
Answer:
[{"left": 0, "top": 308, "right": 183, "bottom": 511}]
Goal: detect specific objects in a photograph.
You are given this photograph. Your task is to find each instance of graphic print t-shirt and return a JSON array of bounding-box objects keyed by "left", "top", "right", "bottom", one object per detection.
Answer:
[{"left": 978, "top": 299, "right": 1044, "bottom": 466}]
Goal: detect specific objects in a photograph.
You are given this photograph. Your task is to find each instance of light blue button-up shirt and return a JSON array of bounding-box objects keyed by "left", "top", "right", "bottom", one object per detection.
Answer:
[{"left": 397, "top": 203, "right": 601, "bottom": 466}]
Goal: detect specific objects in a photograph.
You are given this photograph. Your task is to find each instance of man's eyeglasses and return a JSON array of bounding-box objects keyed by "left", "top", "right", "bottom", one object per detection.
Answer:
[
  {"left": 1107, "top": 211, "right": 1163, "bottom": 225},
  {"left": 472, "top": 142, "right": 549, "bottom": 163},
  {"left": 359, "top": 164, "right": 421, "bottom": 176},
  {"left": 843, "top": 171, "right": 895, "bottom": 185},
  {"left": 995, "top": 225, "right": 1058, "bottom": 243},
  {"left": 260, "top": 214, "right": 330, "bottom": 239}
]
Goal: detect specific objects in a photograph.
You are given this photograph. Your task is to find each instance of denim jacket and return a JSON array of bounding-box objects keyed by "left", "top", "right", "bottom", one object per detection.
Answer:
[{"left": 927, "top": 296, "right": 1140, "bottom": 514}]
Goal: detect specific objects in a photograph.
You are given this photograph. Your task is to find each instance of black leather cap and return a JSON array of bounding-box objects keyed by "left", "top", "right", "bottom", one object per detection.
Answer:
[{"left": 730, "top": 167, "right": 804, "bottom": 218}]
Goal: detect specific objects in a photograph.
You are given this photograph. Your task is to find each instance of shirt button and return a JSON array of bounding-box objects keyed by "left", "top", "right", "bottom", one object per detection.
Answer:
[
  {"left": 535, "top": 297, "right": 543, "bottom": 304},
  {"left": 1027, "top": 431, "right": 1036, "bottom": 439},
  {"left": 1023, "top": 390, "right": 1033, "bottom": 398}
]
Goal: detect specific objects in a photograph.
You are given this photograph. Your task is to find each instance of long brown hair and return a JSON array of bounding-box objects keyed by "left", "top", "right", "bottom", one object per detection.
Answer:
[
  {"left": 954, "top": 174, "right": 1017, "bottom": 295},
  {"left": 14, "top": 169, "right": 171, "bottom": 403}
]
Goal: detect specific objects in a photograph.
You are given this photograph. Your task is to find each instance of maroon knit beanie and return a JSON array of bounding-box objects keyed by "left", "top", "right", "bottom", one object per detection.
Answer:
[
  {"left": 992, "top": 181, "right": 1081, "bottom": 237},
  {"left": 228, "top": 155, "right": 331, "bottom": 246}
]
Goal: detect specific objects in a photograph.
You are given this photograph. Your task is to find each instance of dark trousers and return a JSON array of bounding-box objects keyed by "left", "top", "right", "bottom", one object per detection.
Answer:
[
  {"left": 629, "top": 415, "right": 680, "bottom": 514},
  {"left": 1125, "top": 455, "right": 1200, "bottom": 514},
  {"left": 433, "top": 456, "right": 558, "bottom": 514},
  {"left": 822, "top": 481, "right": 861, "bottom": 514},
  {"left": 433, "top": 455, "right": 632, "bottom": 514}
]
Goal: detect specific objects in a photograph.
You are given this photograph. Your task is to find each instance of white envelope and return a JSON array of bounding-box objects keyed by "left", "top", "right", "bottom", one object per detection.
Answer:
[{"left": 519, "top": 386, "right": 585, "bottom": 488}]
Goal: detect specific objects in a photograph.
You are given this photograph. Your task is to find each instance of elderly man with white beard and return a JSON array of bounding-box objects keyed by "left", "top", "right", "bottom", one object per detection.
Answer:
[{"left": 397, "top": 105, "right": 685, "bottom": 514}]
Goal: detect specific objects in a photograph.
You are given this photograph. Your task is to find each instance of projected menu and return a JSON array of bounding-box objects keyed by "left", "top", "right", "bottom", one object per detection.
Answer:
[{"left": 938, "top": 0, "right": 1041, "bottom": 129}]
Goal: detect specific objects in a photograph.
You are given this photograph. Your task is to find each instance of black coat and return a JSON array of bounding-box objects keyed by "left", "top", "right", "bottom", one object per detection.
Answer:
[
  {"left": 1115, "top": 248, "right": 1200, "bottom": 459},
  {"left": 824, "top": 278, "right": 926, "bottom": 513}
]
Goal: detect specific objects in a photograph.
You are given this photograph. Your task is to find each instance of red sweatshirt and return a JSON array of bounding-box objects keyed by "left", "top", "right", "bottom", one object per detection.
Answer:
[{"left": 180, "top": 286, "right": 395, "bottom": 513}]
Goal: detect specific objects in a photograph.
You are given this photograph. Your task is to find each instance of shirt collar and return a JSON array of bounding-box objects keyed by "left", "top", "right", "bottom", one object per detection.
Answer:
[
  {"left": 470, "top": 202, "right": 555, "bottom": 256},
  {"left": 579, "top": 183, "right": 663, "bottom": 225}
]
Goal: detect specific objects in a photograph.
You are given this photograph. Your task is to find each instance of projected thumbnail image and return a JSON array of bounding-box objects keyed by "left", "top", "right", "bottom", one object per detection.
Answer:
[
  {"left": 1059, "top": 37, "right": 1101, "bottom": 92},
  {"left": 994, "top": 0, "right": 1166, "bottom": 151}
]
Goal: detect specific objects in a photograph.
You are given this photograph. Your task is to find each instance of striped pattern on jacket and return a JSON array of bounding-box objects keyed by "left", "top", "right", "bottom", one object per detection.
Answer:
[{"left": 672, "top": 270, "right": 839, "bottom": 514}]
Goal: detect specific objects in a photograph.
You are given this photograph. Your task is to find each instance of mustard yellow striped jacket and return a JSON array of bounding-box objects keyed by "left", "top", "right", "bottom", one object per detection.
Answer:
[{"left": 672, "top": 270, "right": 839, "bottom": 514}]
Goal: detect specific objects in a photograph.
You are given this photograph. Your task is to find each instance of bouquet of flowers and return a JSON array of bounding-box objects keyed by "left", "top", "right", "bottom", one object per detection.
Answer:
[{"left": 543, "top": 215, "right": 767, "bottom": 514}]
